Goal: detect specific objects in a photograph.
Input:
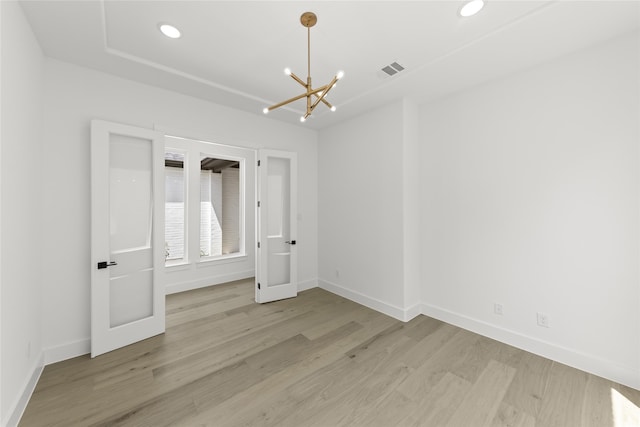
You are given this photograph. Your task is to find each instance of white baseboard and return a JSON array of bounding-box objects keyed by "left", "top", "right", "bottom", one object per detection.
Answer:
[
  {"left": 318, "top": 279, "right": 416, "bottom": 322},
  {"left": 420, "top": 303, "right": 640, "bottom": 391},
  {"left": 5, "top": 353, "right": 44, "bottom": 427},
  {"left": 297, "top": 278, "right": 318, "bottom": 292},
  {"left": 165, "top": 270, "right": 254, "bottom": 295},
  {"left": 44, "top": 338, "right": 90, "bottom": 365},
  {"left": 404, "top": 302, "right": 422, "bottom": 322}
]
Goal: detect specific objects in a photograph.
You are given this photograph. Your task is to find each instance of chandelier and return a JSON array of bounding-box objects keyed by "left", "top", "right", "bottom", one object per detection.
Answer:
[{"left": 263, "top": 12, "right": 343, "bottom": 122}]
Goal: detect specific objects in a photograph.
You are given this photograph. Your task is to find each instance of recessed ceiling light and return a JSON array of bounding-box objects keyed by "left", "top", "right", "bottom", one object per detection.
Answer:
[
  {"left": 159, "top": 23, "right": 181, "bottom": 39},
  {"left": 459, "top": 0, "right": 485, "bottom": 17}
]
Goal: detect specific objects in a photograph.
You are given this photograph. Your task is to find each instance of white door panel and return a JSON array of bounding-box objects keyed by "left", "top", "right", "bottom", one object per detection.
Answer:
[
  {"left": 91, "top": 120, "right": 165, "bottom": 357},
  {"left": 256, "top": 150, "right": 297, "bottom": 303}
]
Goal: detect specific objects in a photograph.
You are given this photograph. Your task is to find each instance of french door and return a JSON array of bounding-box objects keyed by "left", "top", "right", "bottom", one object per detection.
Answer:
[
  {"left": 256, "top": 150, "right": 298, "bottom": 303},
  {"left": 90, "top": 120, "right": 165, "bottom": 357}
]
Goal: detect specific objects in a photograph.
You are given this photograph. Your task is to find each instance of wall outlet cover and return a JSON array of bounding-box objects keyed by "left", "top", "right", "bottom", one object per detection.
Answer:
[{"left": 537, "top": 312, "right": 550, "bottom": 328}]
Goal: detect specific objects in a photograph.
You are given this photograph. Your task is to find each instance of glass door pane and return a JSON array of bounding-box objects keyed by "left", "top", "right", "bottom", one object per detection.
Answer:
[
  {"left": 109, "top": 134, "right": 154, "bottom": 327},
  {"left": 266, "top": 157, "right": 291, "bottom": 287}
]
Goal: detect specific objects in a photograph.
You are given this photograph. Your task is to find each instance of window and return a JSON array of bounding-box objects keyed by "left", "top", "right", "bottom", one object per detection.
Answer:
[
  {"left": 199, "top": 156, "right": 241, "bottom": 259},
  {"left": 164, "top": 136, "right": 247, "bottom": 267},
  {"left": 164, "top": 151, "right": 186, "bottom": 264}
]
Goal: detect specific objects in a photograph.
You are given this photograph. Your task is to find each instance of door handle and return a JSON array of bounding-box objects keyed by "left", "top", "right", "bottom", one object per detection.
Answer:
[
  {"left": 285, "top": 240, "right": 296, "bottom": 245},
  {"left": 97, "top": 261, "right": 118, "bottom": 269}
]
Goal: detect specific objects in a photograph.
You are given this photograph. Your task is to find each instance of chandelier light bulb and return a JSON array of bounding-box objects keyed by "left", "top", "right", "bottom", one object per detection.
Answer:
[
  {"left": 300, "top": 116, "right": 306, "bottom": 123},
  {"left": 330, "top": 106, "right": 337, "bottom": 112},
  {"left": 284, "top": 68, "right": 292, "bottom": 76},
  {"left": 263, "top": 108, "right": 269, "bottom": 114},
  {"left": 336, "top": 70, "right": 345, "bottom": 80}
]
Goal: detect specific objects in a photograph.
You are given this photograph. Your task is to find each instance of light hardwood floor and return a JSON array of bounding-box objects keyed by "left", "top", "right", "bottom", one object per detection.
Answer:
[{"left": 20, "top": 278, "right": 640, "bottom": 426}]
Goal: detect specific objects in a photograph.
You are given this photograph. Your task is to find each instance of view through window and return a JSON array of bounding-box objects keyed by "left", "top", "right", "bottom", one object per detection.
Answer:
[
  {"left": 164, "top": 150, "right": 242, "bottom": 264},
  {"left": 199, "top": 156, "right": 241, "bottom": 258}
]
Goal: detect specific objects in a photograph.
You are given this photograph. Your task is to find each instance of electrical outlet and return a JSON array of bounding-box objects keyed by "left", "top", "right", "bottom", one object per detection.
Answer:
[
  {"left": 537, "top": 312, "right": 550, "bottom": 328},
  {"left": 494, "top": 303, "right": 503, "bottom": 315}
]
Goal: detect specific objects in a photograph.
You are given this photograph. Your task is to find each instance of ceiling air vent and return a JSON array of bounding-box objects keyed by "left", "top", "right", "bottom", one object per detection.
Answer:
[{"left": 379, "top": 62, "right": 405, "bottom": 78}]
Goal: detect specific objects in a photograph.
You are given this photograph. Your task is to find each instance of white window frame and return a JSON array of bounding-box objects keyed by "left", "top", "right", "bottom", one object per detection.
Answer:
[
  {"left": 164, "top": 135, "right": 248, "bottom": 270},
  {"left": 164, "top": 150, "right": 188, "bottom": 267}
]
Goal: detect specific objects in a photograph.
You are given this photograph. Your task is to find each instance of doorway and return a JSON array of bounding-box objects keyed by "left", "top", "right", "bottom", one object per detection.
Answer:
[{"left": 162, "top": 135, "right": 255, "bottom": 295}]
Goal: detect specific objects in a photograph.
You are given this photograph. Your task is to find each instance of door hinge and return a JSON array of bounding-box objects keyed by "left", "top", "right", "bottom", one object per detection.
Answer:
[
  {"left": 257, "top": 201, "right": 260, "bottom": 208},
  {"left": 257, "top": 160, "right": 261, "bottom": 166},
  {"left": 258, "top": 282, "right": 261, "bottom": 290},
  {"left": 257, "top": 241, "right": 260, "bottom": 248}
]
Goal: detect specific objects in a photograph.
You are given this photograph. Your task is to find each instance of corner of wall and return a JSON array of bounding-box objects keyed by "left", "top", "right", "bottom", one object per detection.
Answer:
[
  {"left": 318, "top": 279, "right": 419, "bottom": 322},
  {"left": 297, "top": 278, "right": 318, "bottom": 292},
  {"left": 1, "top": 1, "right": 46, "bottom": 425},
  {"left": 43, "top": 339, "right": 90, "bottom": 366},
  {"left": 3, "top": 353, "right": 44, "bottom": 427}
]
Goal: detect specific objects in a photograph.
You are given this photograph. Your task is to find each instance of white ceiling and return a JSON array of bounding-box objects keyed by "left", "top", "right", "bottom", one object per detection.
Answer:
[{"left": 20, "top": 1, "right": 640, "bottom": 130}]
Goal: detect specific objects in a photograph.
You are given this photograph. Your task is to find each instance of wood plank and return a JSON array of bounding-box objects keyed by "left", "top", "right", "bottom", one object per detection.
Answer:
[
  {"left": 502, "top": 350, "right": 553, "bottom": 417},
  {"left": 401, "top": 372, "right": 473, "bottom": 426},
  {"left": 608, "top": 382, "right": 640, "bottom": 427},
  {"left": 537, "top": 362, "right": 589, "bottom": 427},
  {"left": 490, "top": 402, "right": 536, "bottom": 427},
  {"left": 445, "top": 359, "right": 516, "bottom": 427},
  {"left": 581, "top": 375, "right": 616, "bottom": 427},
  {"left": 395, "top": 328, "right": 480, "bottom": 399}
]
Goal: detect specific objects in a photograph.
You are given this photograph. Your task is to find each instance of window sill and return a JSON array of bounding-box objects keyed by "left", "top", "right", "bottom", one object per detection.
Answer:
[
  {"left": 164, "top": 261, "right": 190, "bottom": 272},
  {"left": 197, "top": 253, "right": 248, "bottom": 268}
]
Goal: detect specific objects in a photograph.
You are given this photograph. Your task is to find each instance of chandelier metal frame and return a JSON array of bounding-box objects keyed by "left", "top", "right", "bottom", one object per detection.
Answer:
[{"left": 263, "top": 12, "right": 343, "bottom": 122}]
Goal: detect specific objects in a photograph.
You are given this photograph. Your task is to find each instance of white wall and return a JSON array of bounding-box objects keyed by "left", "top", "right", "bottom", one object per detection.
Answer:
[
  {"left": 41, "top": 59, "right": 318, "bottom": 363},
  {"left": 318, "top": 101, "right": 408, "bottom": 318},
  {"left": 0, "top": 2, "right": 45, "bottom": 425},
  {"left": 318, "top": 100, "right": 423, "bottom": 320},
  {"left": 420, "top": 31, "right": 640, "bottom": 388}
]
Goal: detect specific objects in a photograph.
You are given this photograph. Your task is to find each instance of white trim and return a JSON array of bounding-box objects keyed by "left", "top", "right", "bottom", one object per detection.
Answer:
[
  {"left": 420, "top": 303, "right": 640, "bottom": 391},
  {"left": 318, "top": 279, "right": 411, "bottom": 322},
  {"left": 403, "top": 303, "right": 422, "bottom": 322},
  {"left": 5, "top": 353, "right": 44, "bottom": 427},
  {"left": 297, "top": 278, "right": 318, "bottom": 292},
  {"left": 196, "top": 254, "right": 248, "bottom": 268},
  {"left": 43, "top": 339, "right": 91, "bottom": 365},
  {"left": 156, "top": 125, "right": 256, "bottom": 153},
  {"left": 164, "top": 261, "right": 191, "bottom": 272},
  {"left": 165, "top": 270, "right": 254, "bottom": 295}
]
